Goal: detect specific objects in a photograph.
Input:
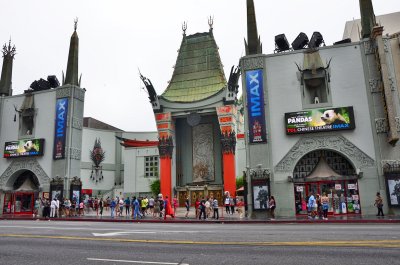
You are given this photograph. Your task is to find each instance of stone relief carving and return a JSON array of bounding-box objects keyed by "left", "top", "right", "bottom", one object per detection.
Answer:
[
  {"left": 241, "top": 57, "right": 264, "bottom": 71},
  {"left": 0, "top": 158, "right": 50, "bottom": 187},
  {"left": 250, "top": 167, "right": 271, "bottom": 180},
  {"left": 72, "top": 116, "right": 83, "bottom": 130},
  {"left": 74, "top": 88, "right": 85, "bottom": 102},
  {"left": 363, "top": 40, "right": 375, "bottom": 55},
  {"left": 383, "top": 38, "right": 390, "bottom": 53},
  {"left": 375, "top": 118, "right": 389, "bottom": 133},
  {"left": 68, "top": 147, "right": 82, "bottom": 160},
  {"left": 275, "top": 135, "right": 375, "bottom": 173},
  {"left": 389, "top": 76, "right": 397, "bottom": 91},
  {"left": 192, "top": 124, "right": 214, "bottom": 182},
  {"left": 375, "top": 117, "right": 400, "bottom": 133},
  {"left": 369, "top": 79, "right": 382, "bottom": 93},
  {"left": 56, "top": 87, "right": 72, "bottom": 99},
  {"left": 382, "top": 160, "right": 400, "bottom": 173}
]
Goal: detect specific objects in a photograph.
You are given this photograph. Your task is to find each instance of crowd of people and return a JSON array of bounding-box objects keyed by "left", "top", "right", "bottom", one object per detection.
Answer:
[{"left": 33, "top": 193, "right": 249, "bottom": 220}]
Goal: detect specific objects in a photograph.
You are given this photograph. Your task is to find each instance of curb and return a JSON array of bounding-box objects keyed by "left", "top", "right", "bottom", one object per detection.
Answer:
[{"left": 1, "top": 217, "right": 400, "bottom": 224}]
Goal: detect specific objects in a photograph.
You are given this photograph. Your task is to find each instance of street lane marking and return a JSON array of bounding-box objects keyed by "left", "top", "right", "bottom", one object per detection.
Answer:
[
  {"left": 87, "top": 258, "right": 189, "bottom": 264},
  {"left": 1, "top": 234, "right": 400, "bottom": 248},
  {"left": 92, "top": 231, "right": 156, "bottom": 236}
]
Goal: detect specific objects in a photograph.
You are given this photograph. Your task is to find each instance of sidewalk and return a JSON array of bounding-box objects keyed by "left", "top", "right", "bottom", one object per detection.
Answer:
[{"left": 2, "top": 207, "right": 400, "bottom": 224}]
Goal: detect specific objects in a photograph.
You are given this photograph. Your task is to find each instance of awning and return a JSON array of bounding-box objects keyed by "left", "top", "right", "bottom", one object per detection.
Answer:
[{"left": 236, "top": 186, "right": 244, "bottom": 192}]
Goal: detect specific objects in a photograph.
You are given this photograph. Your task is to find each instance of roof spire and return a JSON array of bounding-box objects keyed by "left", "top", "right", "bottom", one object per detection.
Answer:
[
  {"left": 0, "top": 39, "right": 16, "bottom": 96},
  {"left": 359, "top": 0, "right": 376, "bottom": 38},
  {"left": 64, "top": 18, "right": 80, "bottom": 86},
  {"left": 245, "top": 0, "right": 262, "bottom": 55}
]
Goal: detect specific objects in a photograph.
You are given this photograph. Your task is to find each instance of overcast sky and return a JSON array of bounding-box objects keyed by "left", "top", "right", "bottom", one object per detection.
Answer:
[{"left": 1, "top": 0, "right": 399, "bottom": 131}]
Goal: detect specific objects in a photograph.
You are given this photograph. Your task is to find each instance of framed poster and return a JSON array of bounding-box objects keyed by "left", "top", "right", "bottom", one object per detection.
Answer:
[
  {"left": 252, "top": 180, "right": 270, "bottom": 211},
  {"left": 386, "top": 176, "right": 400, "bottom": 206}
]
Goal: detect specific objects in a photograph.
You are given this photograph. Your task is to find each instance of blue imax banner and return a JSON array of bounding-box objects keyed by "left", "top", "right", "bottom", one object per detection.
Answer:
[
  {"left": 53, "top": 98, "right": 69, "bottom": 159},
  {"left": 246, "top": 69, "right": 267, "bottom": 143}
]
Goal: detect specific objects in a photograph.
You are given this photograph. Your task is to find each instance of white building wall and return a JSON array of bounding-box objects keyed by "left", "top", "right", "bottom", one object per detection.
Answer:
[{"left": 266, "top": 44, "right": 376, "bottom": 167}]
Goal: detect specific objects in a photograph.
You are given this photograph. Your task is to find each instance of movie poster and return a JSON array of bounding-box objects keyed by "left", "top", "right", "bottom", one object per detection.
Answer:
[
  {"left": 285, "top": 106, "right": 355, "bottom": 135},
  {"left": 387, "top": 178, "right": 400, "bottom": 206},
  {"left": 253, "top": 185, "right": 269, "bottom": 210}
]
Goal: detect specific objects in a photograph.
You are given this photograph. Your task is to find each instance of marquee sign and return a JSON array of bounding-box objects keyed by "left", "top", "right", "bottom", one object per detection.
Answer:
[
  {"left": 285, "top": 106, "right": 355, "bottom": 135},
  {"left": 4, "top": 139, "right": 45, "bottom": 158},
  {"left": 246, "top": 69, "right": 266, "bottom": 143},
  {"left": 53, "top": 98, "right": 69, "bottom": 159}
]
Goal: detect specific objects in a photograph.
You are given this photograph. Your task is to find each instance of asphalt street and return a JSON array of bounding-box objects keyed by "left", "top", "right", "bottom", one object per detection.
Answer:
[{"left": 0, "top": 220, "right": 399, "bottom": 265}]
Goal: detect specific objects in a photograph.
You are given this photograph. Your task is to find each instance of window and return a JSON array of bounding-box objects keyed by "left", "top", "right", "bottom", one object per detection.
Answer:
[{"left": 144, "top": 156, "right": 159, "bottom": 178}]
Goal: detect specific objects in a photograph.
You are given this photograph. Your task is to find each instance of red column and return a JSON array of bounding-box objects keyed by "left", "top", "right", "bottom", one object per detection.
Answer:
[
  {"left": 160, "top": 157, "right": 172, "bottom": 200},
  {"left": 223, "top": 152, "right": 236, "bottom": 197}
]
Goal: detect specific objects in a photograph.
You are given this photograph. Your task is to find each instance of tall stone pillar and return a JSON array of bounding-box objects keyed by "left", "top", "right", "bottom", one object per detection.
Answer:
[{"left": 155, "top": 112, "right": 174, "bottom": 199}]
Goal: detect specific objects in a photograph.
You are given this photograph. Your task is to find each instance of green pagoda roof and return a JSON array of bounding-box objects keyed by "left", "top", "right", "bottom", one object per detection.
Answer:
[{"left": 161, "top": 31, "right": 227, "bottom": 103}]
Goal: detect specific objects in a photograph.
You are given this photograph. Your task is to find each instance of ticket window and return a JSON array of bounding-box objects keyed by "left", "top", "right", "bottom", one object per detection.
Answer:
[
  {"left": 3, "top": 194, "right": 13, "bottom": 214},
  {"left": 345, "top": 181, "right": 361, "bottom": 214},
  {"left": 294, "top": 185, "right": 307, "bottom": 214}
]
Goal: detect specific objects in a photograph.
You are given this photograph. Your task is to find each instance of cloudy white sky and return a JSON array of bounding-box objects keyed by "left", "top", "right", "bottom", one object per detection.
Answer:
[{"left": 1, "top": 0, "right": 399, "bottom": 131}]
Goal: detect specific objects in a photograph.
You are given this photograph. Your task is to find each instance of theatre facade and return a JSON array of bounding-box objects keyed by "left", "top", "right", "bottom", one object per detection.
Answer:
[
  {"left": 0, "top": 23, "right": 85, "bottom": 215},
  {"left": 241, "top": 0, "right": 400, "bottom": 217}
]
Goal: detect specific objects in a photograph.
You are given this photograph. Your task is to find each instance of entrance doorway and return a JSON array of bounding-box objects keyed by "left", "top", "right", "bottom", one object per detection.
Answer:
[
  {"left": 294, "top": 180, "right": 361, "bottom": 215},
  {"left": 293, "top": 150, "right": 361, "bottom": 216},
  {"left": 2, "top": 170, "right": 40, "bottom": 215}
]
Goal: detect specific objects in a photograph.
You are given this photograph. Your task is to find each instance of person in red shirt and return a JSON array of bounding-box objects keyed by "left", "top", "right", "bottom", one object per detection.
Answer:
[{"left": 195, "top": 198, "right": 200, "bottom": 219}]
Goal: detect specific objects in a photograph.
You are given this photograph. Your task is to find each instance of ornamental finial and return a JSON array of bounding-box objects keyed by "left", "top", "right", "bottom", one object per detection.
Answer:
[
  {"left": 208, "top": 16, "right": 214, "bottom": 31},
  {"left": 182, "top": 21, "right": 187, "bottom": 36},
  {"left": 74, "top": 17, "right": 78, "bottom": 31}
]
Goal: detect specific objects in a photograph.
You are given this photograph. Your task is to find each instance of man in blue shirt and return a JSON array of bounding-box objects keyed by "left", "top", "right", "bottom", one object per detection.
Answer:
[{"left": 124, "top": 197, "right": 131, "bottom": 216}]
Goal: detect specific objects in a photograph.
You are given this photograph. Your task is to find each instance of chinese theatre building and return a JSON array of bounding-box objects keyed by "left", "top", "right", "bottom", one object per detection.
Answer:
[
  {"left": 140, "top": 20, "right": 241, "bottom": 205},
  {"left": 0, "top": 22, "right": 85, "bottom": 215},
  {"left": 241, "top": 0, "right": 400, "bottom": 217}
]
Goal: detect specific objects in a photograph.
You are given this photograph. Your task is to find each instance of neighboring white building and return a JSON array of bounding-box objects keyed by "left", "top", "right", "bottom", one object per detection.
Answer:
[
  {"left": 80, "top": 117, "right": 159, "bottom": 199},
  {"left": 343, "top": 11, "right": 400, "bottom": 41}
]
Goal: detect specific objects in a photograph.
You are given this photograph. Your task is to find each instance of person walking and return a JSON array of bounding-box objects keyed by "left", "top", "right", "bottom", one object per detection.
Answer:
[
  {"left": 154, "top": 198, "right": 160, "bottom": 219},
  {"left": 50, "top": 198, "right": 57, "bottom": 218},
  {"left": 124, "top": 197, "right": 130, "bottom": 216},
  {"left": 212, "top": 197, "right": 219, "bottom": 219},
  {"left": 33, "top": 198, "right": 40, "bottom": 218},
  {"left": 110, "top": 198, "right": 116, "bottom": 218},
  {"left": 164, "top": 196, "right": 175, "bottom": 220},
  {"left": 224, "top": 195, "right": 231, "bottom": 215},
  {"left": 199, "top": 197, "right": 206, "bottom": 220},
  {"left": 195, "top": 198, "right": 200, "bottom": 219},
  {"left": 237, "top": 198, "right": 245, "bottom": 219},
  {"left": 316, "top": 194, "right": 322, "bottom": 220},
  {"left": 184, "top": 196, "right": 190, "bottom": 218},
  {"left": 374, "top": 192, "right": 384, "bottom": 217},
  {"left": 64, "top": 198, "right": 71, "bottom": 217},
  {"left": 172, "top": 195, "right": 178, "bottom": 217},
  {"left": 308, "top": 193, "right": 316, "bottom": 219},
  {"left": 99, "top": 198, "right": 104, "bottom": 217},
  {"left": 133, "top": 197, "right": 141, "bottom": 219},
  {"left": 269, "top": 196, "right": 276, "bottom": 220},
  {"left": 149, "top": 196, "right": 155, "bottom": 216},
  {"left": 321, "top": 193, "right": 329, "bottom": 220},
  {"left": 230, "top": 197, "right": 236, "bottom": 215}
]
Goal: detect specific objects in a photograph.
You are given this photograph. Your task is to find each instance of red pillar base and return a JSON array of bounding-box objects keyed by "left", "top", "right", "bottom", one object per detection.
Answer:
[
  {"left": 160, "top": 157, "right": 172, "bottom": 200},
  {"left": 223, "top": 153, "right": 236, "bottom": 197}
]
